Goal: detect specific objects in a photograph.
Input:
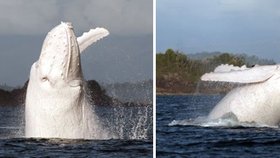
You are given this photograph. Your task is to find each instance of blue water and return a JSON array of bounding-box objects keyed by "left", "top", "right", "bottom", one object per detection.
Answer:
[
  {"left": 157, "top": 95, "right": 280, "bottom": 157},
  {"left": 0, "top": 105, "right": 152, "bottom": 157}
]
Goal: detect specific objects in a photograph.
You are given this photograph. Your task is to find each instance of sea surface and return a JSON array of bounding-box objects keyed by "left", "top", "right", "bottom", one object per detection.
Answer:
[
  {"left": 0, "top": 105, "right": 152, "bottom": 157},
  {"left": 157, "top": 95, "right": 280, "bottom": 157}
]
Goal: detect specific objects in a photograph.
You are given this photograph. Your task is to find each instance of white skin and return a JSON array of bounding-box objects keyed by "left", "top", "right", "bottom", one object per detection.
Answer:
[
  {"left": 25, "top": 22, "right": 112, "bottom": 139},
  {"left": 202, "top": 64, "right": 280, "bottom": 126}
]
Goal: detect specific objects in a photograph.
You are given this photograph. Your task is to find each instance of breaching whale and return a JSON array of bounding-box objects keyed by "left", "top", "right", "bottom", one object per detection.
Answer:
[
  {"left": 25, "top": 22, "right": 112, "bottom": 139},
  {"left": 201, "top": 64, "right": 280, "bottom": 126}
]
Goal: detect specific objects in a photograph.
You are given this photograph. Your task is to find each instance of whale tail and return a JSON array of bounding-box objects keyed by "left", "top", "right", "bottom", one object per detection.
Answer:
[
  {"left": 201, "top": 64, "right": 278, "bottom": 83},
  {"left": 77, "top": 28, "right": 109, "bottom": 53}
]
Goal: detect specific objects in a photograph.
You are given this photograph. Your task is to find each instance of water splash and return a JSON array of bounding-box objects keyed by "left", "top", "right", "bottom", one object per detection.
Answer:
[
  {"left": 0, "top": 104, "right": 152, "bottom": 140},
  {"left": 169, "top": 112, "right": 278, "bottom": 128},
  {"left": 96, "top": 105, "right": 152, "bottom": 140}
]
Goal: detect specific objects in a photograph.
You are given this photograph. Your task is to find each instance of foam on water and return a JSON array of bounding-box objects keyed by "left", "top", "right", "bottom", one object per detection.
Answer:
[
  {"left": 168, "top": 112, "right": 278, "bottom": 128},
  {"left": 158, "top": 95, "right": 280, "bottom": 157},
  {"left": 0, "top": 104, "right": 152, "bottom": 140},
  {"left": 95, "top": 105, "right": 152, "bottom": 140}
]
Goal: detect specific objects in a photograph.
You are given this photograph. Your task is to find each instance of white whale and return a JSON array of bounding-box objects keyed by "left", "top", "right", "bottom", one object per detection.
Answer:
[
  {"left": 201, "top": 64, "right": 280, "bottom": 126},
  {"left": 25, "top": 22, "right": 112, "bottom": 139}
]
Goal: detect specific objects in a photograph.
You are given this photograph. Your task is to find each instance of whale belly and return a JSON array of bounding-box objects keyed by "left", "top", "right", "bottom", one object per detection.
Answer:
[
  {"left": 208, "top": 82, "right": 280, "bottom": 126},
  {"left": 25, "top": 77, "right": 110, "bottom": 139},
  {"left": 25, "top": 86, "right": 85, "bottom": 138}
]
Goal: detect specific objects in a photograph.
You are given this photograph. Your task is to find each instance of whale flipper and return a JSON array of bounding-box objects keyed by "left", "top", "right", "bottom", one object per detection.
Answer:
[
  {"left": 213, "top": 64, "right": 249, "bottom": 73},
  {"left": 201, "top": 64, "right": 278, "bottom": 83},
  {"left": 77, "top": 28, "right": 109, "bottom": 53}
]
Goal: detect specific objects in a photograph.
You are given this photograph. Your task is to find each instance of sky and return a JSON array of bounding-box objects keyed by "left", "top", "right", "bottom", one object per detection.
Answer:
[
  {"left": 157, "top": 0, "right": 280, "bottom": 62},
  {"left": 0, "top": 0, "right": 152, "bottom": 86}
]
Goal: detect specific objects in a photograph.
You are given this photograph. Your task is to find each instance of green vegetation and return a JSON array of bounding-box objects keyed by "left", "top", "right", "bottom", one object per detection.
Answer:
[
  {"left": 156, "top": 49, "right": 275, "bottom": 94},
  {"left": 157, "top": 49, "right": 246, "bottom": 82}
]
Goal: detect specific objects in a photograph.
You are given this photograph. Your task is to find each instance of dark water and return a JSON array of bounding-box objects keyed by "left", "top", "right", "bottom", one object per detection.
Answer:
[
  {"left": 157, "top": 95, "right": 280, "bottom": 158},
  {"left": 0, "top": 105, "right": 152, "bottom": 157}
]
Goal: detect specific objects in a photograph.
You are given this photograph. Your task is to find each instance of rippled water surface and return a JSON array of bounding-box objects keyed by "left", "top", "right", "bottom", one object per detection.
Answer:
[
  {"left": 0, "top": 105, "right": 152, "bottom": 157},
  {"left": 157, "top": 95, "right": 280, "bottom": 157}
]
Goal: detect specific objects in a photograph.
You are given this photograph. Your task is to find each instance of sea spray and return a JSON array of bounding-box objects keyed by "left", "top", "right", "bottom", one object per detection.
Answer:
[
  {"left": 99, "top": 105, "right": 152, "bottom": 139},
  {"left": 169, "top": 112, "right": 278, "bottom": 128}
]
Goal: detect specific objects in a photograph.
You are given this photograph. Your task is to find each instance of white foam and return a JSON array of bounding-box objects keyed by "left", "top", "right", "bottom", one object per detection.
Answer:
[{"left": 169, "top": 113, "right": 278, "bottom": 128}]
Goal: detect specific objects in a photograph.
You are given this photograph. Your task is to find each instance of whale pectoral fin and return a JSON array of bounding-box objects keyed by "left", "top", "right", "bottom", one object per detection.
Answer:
[
  {"left": 77, "top": 28, "right": 109, "bottom": 53},
  {"left": 201, "top": 65, "right": 278, "bottom": 83}
]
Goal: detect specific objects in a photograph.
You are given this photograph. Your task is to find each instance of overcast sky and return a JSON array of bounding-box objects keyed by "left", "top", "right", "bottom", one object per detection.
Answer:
[
  {"left": 0, "top": 0, "right": 152, "bottom": 86},
  {"left": 157, "top": 0, "right": 280, "bottom": 62}
]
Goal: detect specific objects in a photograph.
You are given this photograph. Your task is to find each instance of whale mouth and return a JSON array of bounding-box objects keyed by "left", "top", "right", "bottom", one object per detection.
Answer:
[{"left": 37, "top": 22, "right": 82, "bottom": 86}]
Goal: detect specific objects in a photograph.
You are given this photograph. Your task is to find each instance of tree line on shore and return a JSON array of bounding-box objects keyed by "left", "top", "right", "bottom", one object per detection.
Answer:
[
  {"left": 0, "top": 80, "right": 152, "bottom": 106},
  {"left": 156, "top": 49, "right": 275, "bottom": 94}
]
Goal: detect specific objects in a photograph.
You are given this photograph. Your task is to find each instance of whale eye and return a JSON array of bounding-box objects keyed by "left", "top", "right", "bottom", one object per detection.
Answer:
[{"left": 41, "top": 76, "right": 49, "bottom": 82}]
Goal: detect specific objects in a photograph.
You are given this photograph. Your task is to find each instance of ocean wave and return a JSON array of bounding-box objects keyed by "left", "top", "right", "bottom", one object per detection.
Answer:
[{"left": 168, "top": 112, "right": 278, "bottom": 128}]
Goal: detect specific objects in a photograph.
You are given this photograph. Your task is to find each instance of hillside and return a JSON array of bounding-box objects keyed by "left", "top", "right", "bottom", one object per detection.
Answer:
[
  {"left": 188, "top": 52, "right": 275, "bottom": 66},
  {"left": 102, "top": 80, "right": 152, "bottom": 104},
  {"left": 156, "top": 49, "right": 275, "bottom": 94},
  {"left": 0, "top": 80, "right": 151, "bottom": 106}
]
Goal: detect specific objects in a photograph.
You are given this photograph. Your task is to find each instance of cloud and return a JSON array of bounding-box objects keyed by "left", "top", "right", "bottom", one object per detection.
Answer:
[
  {"left": 62, "top": 0, "right": 152, "bottom": 35},
  {"left": 0, "top": 0, "right": 152, "bottom": 86},
  {"left": 0, "top": 0, "right": 58, "bottom": 35},
  {"left": 0, "top": 0, "right": 152, "bottom": 36},
  {"left": 219, "top": 0, "right": 258, "bottom": 10},
  {"left": 217, "top": 0, "right": 280, "bottom": 19},
  {"left": 157, "top": 0, "right": 280, "bottom": 62}
]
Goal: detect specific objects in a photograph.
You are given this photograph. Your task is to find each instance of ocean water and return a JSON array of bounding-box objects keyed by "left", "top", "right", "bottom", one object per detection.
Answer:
[
  {"left": 0, "top": 105, "right": 152, "bottom": 157},
  {"left": 157, "top": 95, "right": 280, "bottom": 157}
]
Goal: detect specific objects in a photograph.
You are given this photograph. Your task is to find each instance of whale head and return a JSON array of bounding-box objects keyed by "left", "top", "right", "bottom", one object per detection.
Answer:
[
  {"left": 34, "top": 22, "right": 83, "bottom": 89},
  {"left": 27, "top": 21, "right": 109, "bottom": 101},
  {"left": 25, "top": 22, "right": 110, "bottom": 138}
]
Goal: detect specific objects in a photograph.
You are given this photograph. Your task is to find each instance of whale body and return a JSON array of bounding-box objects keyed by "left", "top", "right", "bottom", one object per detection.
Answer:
[
  {"left": 201, "top": 64, "right": 280, "bottom": 126},
  {"left": 25, "top": 22, "right": 112, "bottom": 139}
]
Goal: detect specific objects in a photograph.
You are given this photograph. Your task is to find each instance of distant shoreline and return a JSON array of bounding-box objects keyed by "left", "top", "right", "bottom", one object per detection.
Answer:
[
  {"left": 0, "top": 80, "right": 152, "bottom": 107},
  {"left": 156, "top": 49, "right": 276, "bottom": 98},
  {"left": 156, "top": 92, "right": 225, "bottom": 96}
]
